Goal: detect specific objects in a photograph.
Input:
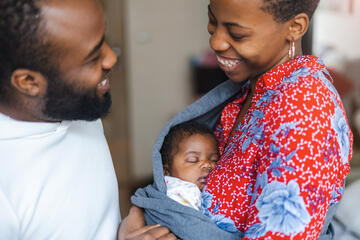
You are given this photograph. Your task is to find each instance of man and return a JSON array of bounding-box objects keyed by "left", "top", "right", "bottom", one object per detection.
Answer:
[
  {"left": 0, "top": 0, "right": 176, "bottom": 239},
  {"left": 0, "top": 0, "right": 120, "bottom": 239}
]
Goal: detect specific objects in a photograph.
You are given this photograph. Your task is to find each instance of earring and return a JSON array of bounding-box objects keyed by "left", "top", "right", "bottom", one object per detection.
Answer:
[{"left": 288, "top": 41, "right": 296, "bottom": 60}]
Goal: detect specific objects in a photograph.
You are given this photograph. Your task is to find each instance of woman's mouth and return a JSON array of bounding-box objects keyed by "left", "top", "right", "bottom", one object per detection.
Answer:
[{"left": 216, "top": 55, "right": 242, "bottom": 72}]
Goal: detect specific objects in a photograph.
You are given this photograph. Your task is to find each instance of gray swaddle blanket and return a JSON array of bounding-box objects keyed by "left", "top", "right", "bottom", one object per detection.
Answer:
[{"left": 131, "top": 80, "right": 336, "bottom": 240}]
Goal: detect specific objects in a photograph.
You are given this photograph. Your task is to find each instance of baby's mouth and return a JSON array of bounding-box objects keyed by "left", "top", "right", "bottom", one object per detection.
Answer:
[{"left": 197, "top": 175, "right": 209, "bottom": 184}]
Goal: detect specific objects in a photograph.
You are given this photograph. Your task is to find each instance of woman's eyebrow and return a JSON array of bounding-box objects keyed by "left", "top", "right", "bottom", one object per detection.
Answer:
[
  {"left": 208, "top": 4, "right": 250, "bottom": 30},
  {"left": 224, "top": 22, "right": 250, "bottom": 29}
]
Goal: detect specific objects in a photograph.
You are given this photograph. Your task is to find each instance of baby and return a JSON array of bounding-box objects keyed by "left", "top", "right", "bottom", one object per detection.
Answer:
[{"left": 160, "top": 122, "right": 219, "bottom": 210}]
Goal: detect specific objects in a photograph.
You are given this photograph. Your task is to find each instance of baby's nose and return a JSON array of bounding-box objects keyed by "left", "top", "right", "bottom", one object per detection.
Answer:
[{"left": 201, "top": 161, "right": 214, "bottom": 171}]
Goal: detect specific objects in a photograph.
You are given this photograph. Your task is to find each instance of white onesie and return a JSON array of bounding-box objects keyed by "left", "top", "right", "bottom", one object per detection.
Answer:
[{"left": 164, "top": 176, "right": 202, "bottom": 210}]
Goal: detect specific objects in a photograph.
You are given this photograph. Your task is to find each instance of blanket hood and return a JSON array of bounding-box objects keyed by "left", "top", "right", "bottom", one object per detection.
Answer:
[{"left": 151, "top": 80, "right": 245, "bottom": 193}]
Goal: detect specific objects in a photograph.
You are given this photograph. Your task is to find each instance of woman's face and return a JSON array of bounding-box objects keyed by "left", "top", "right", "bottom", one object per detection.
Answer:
[{"left": 208, "top": 0, "right": 291, "bottom": 82}]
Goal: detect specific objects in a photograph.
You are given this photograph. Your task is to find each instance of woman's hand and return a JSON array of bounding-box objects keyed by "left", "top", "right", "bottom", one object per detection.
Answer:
[{"left": 118, "top": 206, "right": 177, "bottom": 240}]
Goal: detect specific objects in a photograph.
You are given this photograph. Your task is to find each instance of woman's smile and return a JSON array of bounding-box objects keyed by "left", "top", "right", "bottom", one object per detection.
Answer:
[{"left": 216, "top": 55, "right": 243, "bottom": 73}]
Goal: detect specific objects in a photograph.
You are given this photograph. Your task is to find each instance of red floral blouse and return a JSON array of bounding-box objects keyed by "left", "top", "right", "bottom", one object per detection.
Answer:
[{"left": 202, "top": 56, "right": 353, "bottom": 239}]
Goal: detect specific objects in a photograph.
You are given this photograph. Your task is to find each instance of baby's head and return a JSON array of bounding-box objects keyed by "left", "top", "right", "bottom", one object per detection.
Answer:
[{"left": 161, "top": 122, "right": 219, "bottom": 190}]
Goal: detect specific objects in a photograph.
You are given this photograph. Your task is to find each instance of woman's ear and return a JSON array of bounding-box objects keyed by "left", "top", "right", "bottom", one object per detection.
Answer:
[
  {"left": 287, "top": 13, "right": 309, "bottom": 42},
  {"left": 10, "top": 69, "right": 48, "bottom": 97}
]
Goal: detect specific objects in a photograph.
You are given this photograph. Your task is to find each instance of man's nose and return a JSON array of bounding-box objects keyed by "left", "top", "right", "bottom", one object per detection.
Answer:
[{"left": 102, "top": 42, "right": 118, "bottom": 70}]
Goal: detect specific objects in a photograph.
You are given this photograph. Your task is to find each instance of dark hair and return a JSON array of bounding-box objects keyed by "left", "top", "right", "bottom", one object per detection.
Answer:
[
  {"left": 261, "top": 0, "right": 320, "bottom": 22},
  {"left": 0, "top": 0, "right": 54, "bottom": 100},
  {"left": 161, "top": 122, "right": 217, "bottom": 170}
]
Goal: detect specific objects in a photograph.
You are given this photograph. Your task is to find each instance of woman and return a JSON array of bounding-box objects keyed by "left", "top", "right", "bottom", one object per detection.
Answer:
[{"left": 119, "top": 0, "right": 353, "bottom": 239}]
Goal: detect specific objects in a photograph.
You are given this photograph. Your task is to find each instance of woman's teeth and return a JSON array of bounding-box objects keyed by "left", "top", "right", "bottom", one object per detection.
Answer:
[{"left": 217, "top": 56, "right": 240, "bottom": 68}]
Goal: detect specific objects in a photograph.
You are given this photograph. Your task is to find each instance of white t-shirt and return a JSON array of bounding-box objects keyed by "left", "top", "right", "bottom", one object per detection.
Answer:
[{"left": 0, "top": 113, "right": 120, "bottom": 240}]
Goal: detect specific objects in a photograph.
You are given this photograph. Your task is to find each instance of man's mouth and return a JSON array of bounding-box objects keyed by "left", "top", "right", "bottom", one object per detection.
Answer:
[
  {"left": 98, "top": 79, "right": 108, "bottom": 87},
  {"left": 96, "top": 76, "right": 110, "bottom": 96}
]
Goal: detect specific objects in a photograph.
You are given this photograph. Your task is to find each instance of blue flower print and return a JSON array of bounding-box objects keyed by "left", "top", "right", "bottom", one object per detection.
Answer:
[
  {"left": 330, "top": 184, "right": 344, "bottom": 205},
  {"left": 248, "top": 171, "right": 268, "bottom": 206},
  {"left": 331, "top": 99, "right": 350, "bottom": 164},
  {"left": 256, "top": 90, "right": 277, "bottom": 108},
  {"left": 283, "top": 67, "right": 311, "bottom": 84},
  {"left": 271, "top": 121, "right": 301, "bottom": 142},
  {"left": 201, "top": 189, "right": 213, "bottom": 210},
  {"left": 248, "top": 180, "right": 311, "bottom": 237},
  {"left": 240, "top": 110, "right": 265, "bottom": 153},
  {"left": 313, "top": 70, "right": 339, "bottom": 97},
  {"left": 201, "top": 190, "right": 242, "bottom": 234}
]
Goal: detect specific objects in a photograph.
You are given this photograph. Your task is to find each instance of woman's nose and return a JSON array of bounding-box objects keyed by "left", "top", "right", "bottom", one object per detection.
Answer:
[{"left": 209, "top": 29, "right": 230, "bottom": 53}]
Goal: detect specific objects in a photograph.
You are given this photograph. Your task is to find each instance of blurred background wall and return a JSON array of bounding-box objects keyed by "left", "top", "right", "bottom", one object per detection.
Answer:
[
  {"left": 125, "top": 0, "right": 210, "bottom": 180},
  {"left": 101, "top": 1, "right": 360, "bottom": 233}
]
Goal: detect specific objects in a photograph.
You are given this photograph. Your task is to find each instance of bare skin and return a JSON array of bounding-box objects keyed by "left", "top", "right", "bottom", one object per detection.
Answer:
[
  {"left": 0, "top": 0, "right": 175, "bottom": 238},
  {"left": 120, "top": 0, "right": 309, "bottom": 237},
  {"left": 164, "top": 134, "right": 219, "bottom": 191},
  {"left": 0, "top": 0, "right": 116, "bottom": 122},
  {"left": 118, "top": 207, "right": 177, "bottom": 240}
]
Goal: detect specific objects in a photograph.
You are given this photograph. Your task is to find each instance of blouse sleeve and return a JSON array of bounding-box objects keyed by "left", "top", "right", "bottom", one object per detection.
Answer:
[{"left": 242, "top": 75, "right": 352, "bottom": 239}]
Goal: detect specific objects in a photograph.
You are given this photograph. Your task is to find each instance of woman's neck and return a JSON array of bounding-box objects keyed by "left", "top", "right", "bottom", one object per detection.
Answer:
[{"left": 249, "top": 44, "right": 304, "bottom": 93}]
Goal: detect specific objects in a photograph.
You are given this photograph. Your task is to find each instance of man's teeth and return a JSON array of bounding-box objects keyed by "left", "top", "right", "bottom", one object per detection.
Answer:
[
  {"left": 217, "top": 56, "right": 240, "bottom": 68},
  {"left": 99, "top": 79, "right": 107, "bottom": 87}
]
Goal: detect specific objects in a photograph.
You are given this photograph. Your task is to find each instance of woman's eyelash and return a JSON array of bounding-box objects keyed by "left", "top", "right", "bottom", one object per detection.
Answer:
[
  {"left": 208, "top": 17, "right": 217, "bottom": 25},
  {"left": 230, "top": 34, "right": 245, "bottom": 41}
]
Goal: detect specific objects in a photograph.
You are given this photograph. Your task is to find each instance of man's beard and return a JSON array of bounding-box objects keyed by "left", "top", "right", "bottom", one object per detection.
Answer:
[{"left": 42, "top": 71, "right": 112, "bottom": 121}]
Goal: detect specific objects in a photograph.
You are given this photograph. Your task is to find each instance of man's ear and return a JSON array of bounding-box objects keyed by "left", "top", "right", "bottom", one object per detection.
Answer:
[
  {"left": 10, "top": 69, "right": 47, "bottom": 97},
  {"left": 287, "top": 13, "right": 309, "bottom": 42}
]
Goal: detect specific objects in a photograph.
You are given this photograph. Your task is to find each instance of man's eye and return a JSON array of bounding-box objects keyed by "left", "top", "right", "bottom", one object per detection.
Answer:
[{"left": 90, "top": 55, "right": 101, "bottom": 64}]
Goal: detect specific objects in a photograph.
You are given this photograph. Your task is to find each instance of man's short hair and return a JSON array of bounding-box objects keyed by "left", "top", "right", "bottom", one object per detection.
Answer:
[{"left": 0, "top": 0, "right": 54, "bottom": 100}]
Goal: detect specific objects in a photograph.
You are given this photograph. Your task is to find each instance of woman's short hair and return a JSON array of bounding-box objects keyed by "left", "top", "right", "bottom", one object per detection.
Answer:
[{"left": 261, "top": 0, "right": 320, "bottom": 22}]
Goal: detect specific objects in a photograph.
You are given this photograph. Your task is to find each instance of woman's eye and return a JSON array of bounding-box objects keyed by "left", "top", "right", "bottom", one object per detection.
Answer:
[
  {"left": 208, "top": 18, "right": 216, "bottom": 26},
  {"left": 229, "top": 33, "right": 245, "bottom": 41},
  {"left": 207, "top": 25, "right": 214, "bottom": 35}
]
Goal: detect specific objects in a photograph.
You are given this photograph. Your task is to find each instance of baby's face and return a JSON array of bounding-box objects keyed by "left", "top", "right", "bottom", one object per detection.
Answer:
[{"left": 168, "top": 134, "right": 219, "bottom": 190}]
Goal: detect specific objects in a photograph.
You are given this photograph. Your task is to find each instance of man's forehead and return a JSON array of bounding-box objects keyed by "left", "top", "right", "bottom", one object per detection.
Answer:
[{"left": 40, "top": 0, "right": 105, "bottom": 53}]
